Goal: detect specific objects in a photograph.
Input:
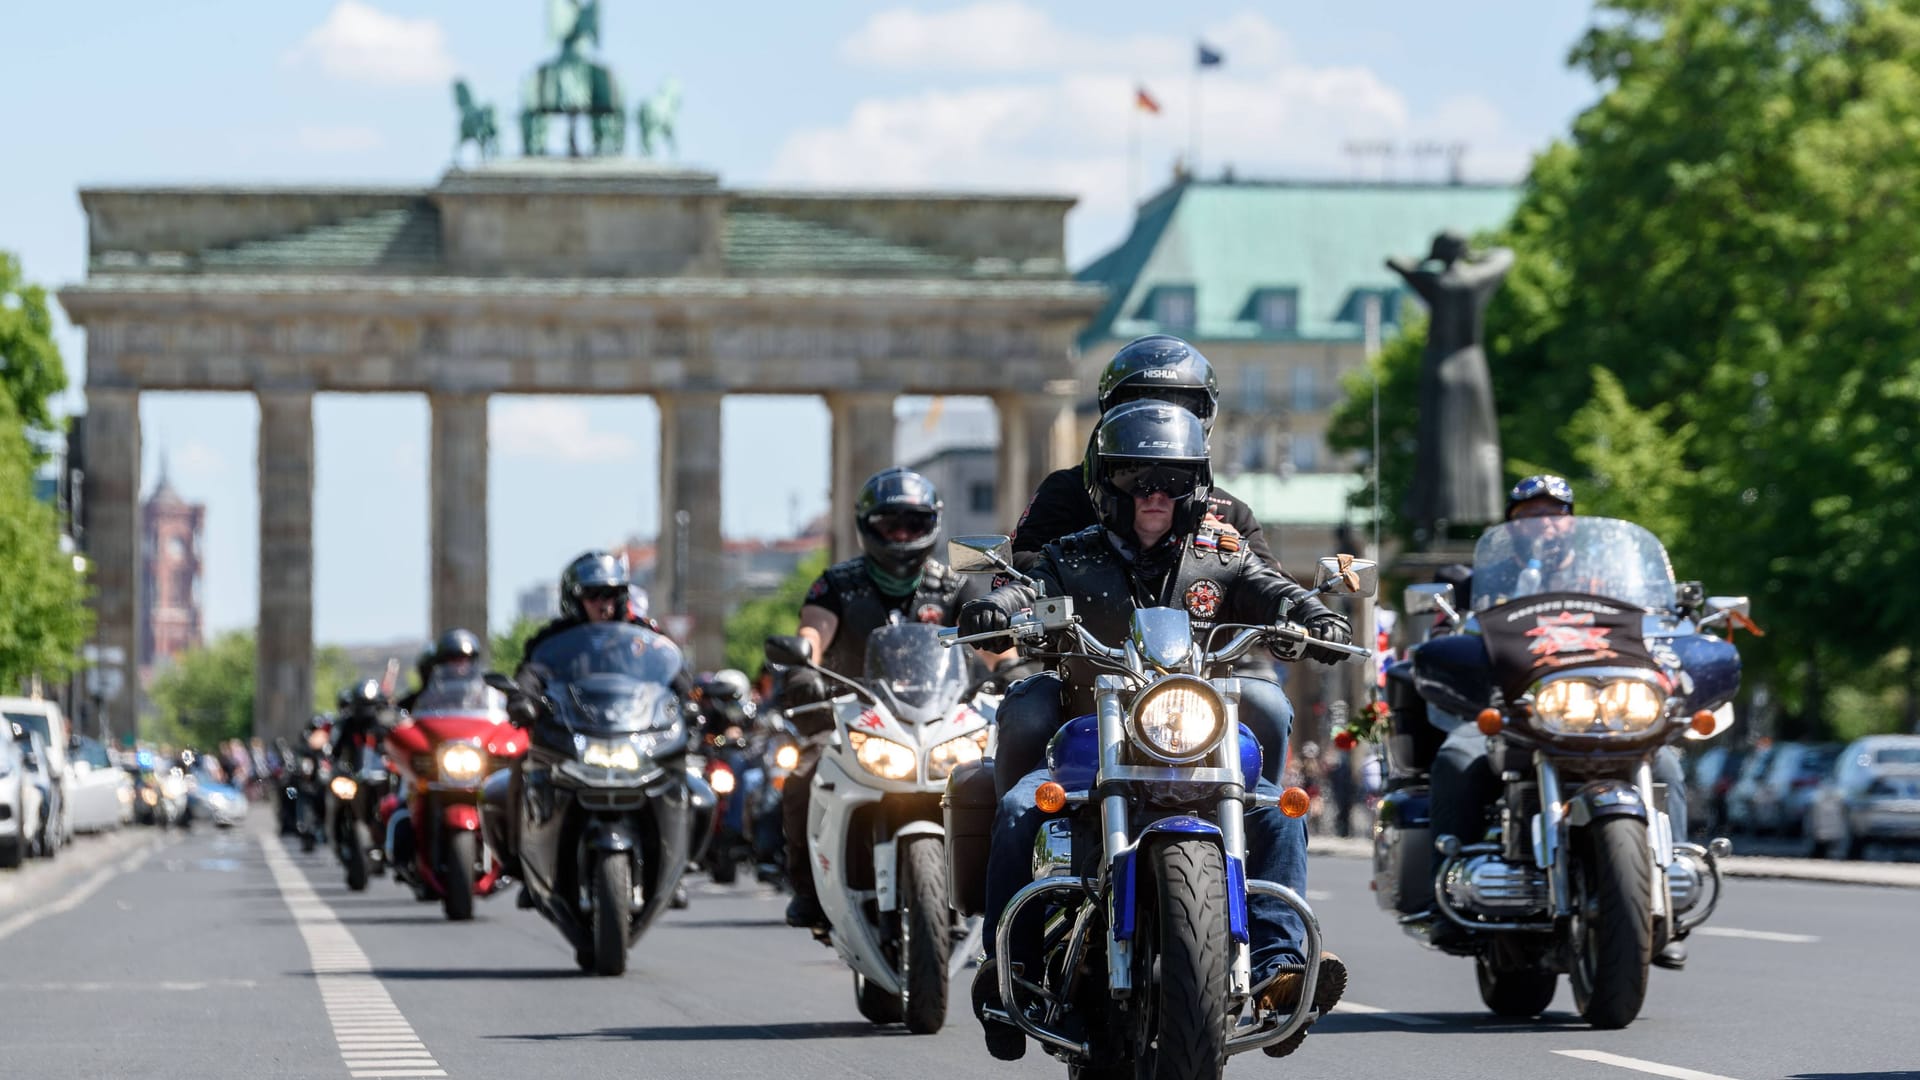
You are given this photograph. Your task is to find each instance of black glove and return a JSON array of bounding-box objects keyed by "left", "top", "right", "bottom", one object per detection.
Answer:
[
  {"left": 782, "top": 666, "right": 829, "bottom": 708},
  {"left": 1302, "top": 611, "right": 1354, "bottom": 666},
  {"left": 958, "top": 598, "right": 1015, "bottom": 644}
]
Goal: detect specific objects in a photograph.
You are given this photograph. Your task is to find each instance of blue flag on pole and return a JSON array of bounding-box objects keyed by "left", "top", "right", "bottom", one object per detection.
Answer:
[{"left": 1197, "top": 42, "right": 1224, "bottom": 67}]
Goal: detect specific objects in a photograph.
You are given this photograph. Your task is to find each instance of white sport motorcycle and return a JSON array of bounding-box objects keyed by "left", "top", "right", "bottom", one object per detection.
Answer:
[{"left": 768, "top": 620, "right": 997, "bottom": 1033}]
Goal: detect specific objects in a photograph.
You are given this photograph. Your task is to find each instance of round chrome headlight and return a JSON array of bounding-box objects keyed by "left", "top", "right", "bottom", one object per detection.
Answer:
[
  {"left": 1532, "top": 675, "right": 1666, "bottom": 735},
  {"left": 1127, "top": 676, "right": 1227, "bottom": 763},
  {"left": 774, "top": 743, "right": 800, "bottom": 771}
]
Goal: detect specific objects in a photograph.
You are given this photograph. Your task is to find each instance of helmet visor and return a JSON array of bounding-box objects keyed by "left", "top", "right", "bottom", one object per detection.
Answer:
[
  {"left": 1106, "top": 463, "right": 1204, "bottom": 500},
  {"left": 864, "top": 509, "right": 939, "bottom": 543},
  {"left": 1108, "top": 385, "right": 1215, "bottom": 423}
]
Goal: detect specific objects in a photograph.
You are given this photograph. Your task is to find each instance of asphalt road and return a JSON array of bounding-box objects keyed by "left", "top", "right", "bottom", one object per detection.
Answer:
[{"left": 0, "top": 821, "right": 1915, "bottom": 1080}]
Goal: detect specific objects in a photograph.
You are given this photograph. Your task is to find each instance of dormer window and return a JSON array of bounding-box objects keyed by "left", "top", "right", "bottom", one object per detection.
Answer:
[
  {"left": 1256, "top": 289, "right": 1298, "bottom": 333},
  {"left": 1154, "top": 286, "right": 1196, "bottom": 329}
]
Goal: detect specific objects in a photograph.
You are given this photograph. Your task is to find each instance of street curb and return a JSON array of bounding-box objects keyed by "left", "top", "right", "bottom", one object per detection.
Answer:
[
  {"left": 1305, "top": 833, "right": 1920, "bottom": 888},
  {"left": 0, "top": 825, "right": 174, "bottom": 911}
]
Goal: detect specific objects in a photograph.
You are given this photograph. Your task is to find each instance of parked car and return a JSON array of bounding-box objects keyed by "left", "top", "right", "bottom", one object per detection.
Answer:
[
  {"left": 186, "top": 758, "right": 249, "bottom": 828},
  {"left": 1724, "top": 743, "right": 1779, "bottom": 834},
  {"left": 1749, "top": 742, "right": 1841, "bottom": 836},
  {"left": 67, "top": 735, "right": 133, "bottom": 832},
  {"left": 0, "top": 698, "right": 70, "bottom": 847},
  {"left": 1686, "top": 744, "right": 1751, "bottom": 839},
  {"left": 15, "top": 729, "right": 63, "bottom": 858},
  {"left": 0, "top": 729, "right": 45, "bottom": 868},
  {"left": 1805, "top": 735, "right": 1920, "bottom": 860}
]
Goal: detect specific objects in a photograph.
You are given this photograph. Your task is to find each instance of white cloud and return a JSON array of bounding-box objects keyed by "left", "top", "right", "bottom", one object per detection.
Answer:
[
  {"left": 777, "top": 6, "right": 1533, "bottom": 261},
  {"left": 294, "top": 124, "right": 384, "bottom": 154},
  {"left": 493, "top": 402, "right": 640, "bottom": 462},
  {"left": 283, "top": 1, "right": 456, "bottom": 87}
]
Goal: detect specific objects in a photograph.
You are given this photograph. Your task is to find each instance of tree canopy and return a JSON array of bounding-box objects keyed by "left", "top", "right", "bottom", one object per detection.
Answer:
[
  {"left": 724, "top": 549, "right": 829, "bottom": 676},
  {"left": 0, "top": 391, "right": 90, "bottom": 690},
  {"left": 148, "top": 631, "right": 359, "bottom": 749},
  {"left": 1332, "top": 0, "right": 1920, "bottom": 737},
  {"left": 0, "top": 252, "right": 68, "bottom": 435}
]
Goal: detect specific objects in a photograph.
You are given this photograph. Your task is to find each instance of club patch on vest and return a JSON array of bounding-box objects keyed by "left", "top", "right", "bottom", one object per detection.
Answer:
[
  {"left": 1185, "top": 579, "right": 1223, "bottom": 620},
  {"left": 916, "top": 603, "right": 944, "bottom": 624},
  {"left": 806, "top": 578, "right": 828, "bottom": 602}
]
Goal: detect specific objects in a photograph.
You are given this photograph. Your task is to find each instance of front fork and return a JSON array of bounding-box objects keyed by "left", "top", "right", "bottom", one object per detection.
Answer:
[{"left": 1532, "top": 756, "right": 1676, "bottom": 926}]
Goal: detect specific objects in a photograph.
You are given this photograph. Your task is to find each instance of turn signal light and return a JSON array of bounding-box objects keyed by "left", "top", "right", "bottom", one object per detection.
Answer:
[
  {"left": 1278, "top": 787, "right": 1311, "bottom": 818},
  {"left": 1690, "top": 710, "right": 1717, "bottom": 736},
  {"left": 1035, "top": 781, "right": 1067, "bottom": 814},
  {"left": 1476, "top": 708, "right": 1504, "bottom": 735}
]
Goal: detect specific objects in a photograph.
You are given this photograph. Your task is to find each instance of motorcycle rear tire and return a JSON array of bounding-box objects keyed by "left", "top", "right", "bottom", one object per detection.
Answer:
[
  {"left": 900, "top": 834, "right": 950, "bottom": 1034},
  {"left": 1475, "top": 958, "right": 1557, "bottom": 1017},
  {"left": 590, "top": 854, "right": 631, "bottom": 976},
  {"left": 854, "top": 972, "right": 903, "bottom": 1025},
  {"left": 1570, "top": 816, "right": 1652, "bottom": 1030},
  {"left": 441, "top": 831, "right": 477, "bottom": 922},
  {"left": 345, "top": 823, "right": 372, "bottom": 892},
  {"left": 1137, "top": 839, "right": 1229, "bottom": 1080},
  {"left": 710, "top": 852, "right": 738, "bottom": 885}
]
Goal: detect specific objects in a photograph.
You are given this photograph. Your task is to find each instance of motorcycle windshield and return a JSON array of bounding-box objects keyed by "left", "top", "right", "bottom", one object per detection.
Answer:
[
  {"left": 1472, "top": 516, "right": 1677, "bottom": 613},
  {"left": 863, "top": 623, "right": 969, "bottom": 724},
  {"left": 525, "top": 622, "right": 685, "bottom": 735},
  {"left": 410, "top": 667, "right": 506, "bottom": 718}
]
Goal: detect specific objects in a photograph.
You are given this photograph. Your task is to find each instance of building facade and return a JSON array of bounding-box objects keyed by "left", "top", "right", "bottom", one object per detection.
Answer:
[{"left": 138, "top": 463, "right": 205, "bottom": 684}]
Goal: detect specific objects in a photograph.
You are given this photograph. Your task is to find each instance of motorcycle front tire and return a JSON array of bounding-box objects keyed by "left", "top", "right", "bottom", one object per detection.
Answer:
[
  {"left": 1137, "top": 839, "right": 1229, "bottom": 1080},
  {"left": 589, "top": 854, "right": 631, "bottom": 976},
  {"left": 900, "top": 834, "right": 951, "bottom": 1034},
  {"left": 441, "top": 831, "right": 477, "bottom": 922},
  {"left": 1569, "top": 816, "right": 1652, "bottom": 1029},
  {"left": 345, "top": 822, "right": 372, "bottom": 892}
]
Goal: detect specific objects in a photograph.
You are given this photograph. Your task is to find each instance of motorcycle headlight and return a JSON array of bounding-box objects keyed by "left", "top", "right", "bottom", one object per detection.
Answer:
[
  {"left": 436, "top": 742, "right": 486, "bottom": 782},
  {"left": 1128, "top": 676, "right": 1226, "bottom": 763},
  {"left": 927, "top": 729, "right": 990, "bottom": 780},
  {"left": 329, "top": 775, "right": 358, "bottom": 800},
  {"left": 710, "top": 766, "right": 736, "bottom": 795},
  {"left": 774, "top": 744, "right": 800, "bottom": 771},
  {"left": 579, "top": 736, "right": 643, "bottom": 771},
  {"left": 161, "top": 774, "right": 188, "bottom": 799},
  {"left": 848, "top": 731, "right": 916, "bottom": 781},
  {"left": 1532, "top": 676, "right": 1666, "bottom": 735}
]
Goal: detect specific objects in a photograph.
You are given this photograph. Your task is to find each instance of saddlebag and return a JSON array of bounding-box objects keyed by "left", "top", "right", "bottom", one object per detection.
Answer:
[
  {"left": 943, "top": 759, "right": 996, "bottom": 917},
  {"left": 1384, "top": 660, "right": 1446, "bottom": 782}
]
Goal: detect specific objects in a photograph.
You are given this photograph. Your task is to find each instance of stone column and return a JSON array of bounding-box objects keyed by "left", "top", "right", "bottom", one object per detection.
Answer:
[
  {"left": 993, "top": 391, "right": 1074, "bottom": 536},
  {"left": 827, "top": 392, "right": 897, "bottom": 561},
  {"left": 656, "top": 392, "right": 725, "bottom": 669},
  {"left": 82, "top": 388, "right": 140, "bottom": 744},
  {"left": 255, "top": 389, "right": 314, "bottom": 747},
  {"left": 429, "top": 392, "right": 489, "bottom": 640}
]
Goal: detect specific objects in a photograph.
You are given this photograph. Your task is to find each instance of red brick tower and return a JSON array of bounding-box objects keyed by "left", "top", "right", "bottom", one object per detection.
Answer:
[{"left": 139, "top": 453, "right": 206, "bottom": 684}]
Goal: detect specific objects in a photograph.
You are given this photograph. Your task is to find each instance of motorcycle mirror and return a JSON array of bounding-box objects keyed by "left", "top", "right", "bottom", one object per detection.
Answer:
[
  {"left": 1705, "top": 596, "right": 1751, "bottom": 619},
  {"left": 948, "top": 535, "right": 1014, "bottom": 575},
  {"left": 483, "top": 672, "right": 519, "bottom": 696},
  {"left": 764, "top": 634, "right": 813, "bottom": 667},
  {"left": 1317, "top": 554, "right": 1379, "bottom": 598},
  {"left": 1403, "top": 582, "right": 1455, "bottom": 616}
]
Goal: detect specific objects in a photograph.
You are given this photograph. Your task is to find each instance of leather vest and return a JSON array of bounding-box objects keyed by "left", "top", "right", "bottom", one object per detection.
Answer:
[
  {"left": 819, "top": 557, "right": 967, "bottom": 678},
  {"left": 1042, "top": 526, "right": 1252, "bottom": 662}
]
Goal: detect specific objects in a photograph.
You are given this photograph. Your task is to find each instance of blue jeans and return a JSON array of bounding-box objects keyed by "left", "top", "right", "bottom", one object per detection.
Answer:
[{"left": 983, "top": 770, "right": 1311, "bottom": 985}]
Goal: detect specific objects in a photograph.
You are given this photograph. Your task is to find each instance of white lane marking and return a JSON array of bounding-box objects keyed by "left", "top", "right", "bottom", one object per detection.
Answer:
[
  {"left": 0, "top": 835, "right": 165, "bottom": 943},
  {"left": 1332, "top": 1001, "right": 1443, "bottom": 1026},
  {"left": 1555, "top": 1049, "right": 1744, "bottom": 1080},
  {"left": 1694, "top": 926, "right": 1820, "bottom": 944},
  {"left": 260, "top": 837, "right": 448, "bottom": 1079}
]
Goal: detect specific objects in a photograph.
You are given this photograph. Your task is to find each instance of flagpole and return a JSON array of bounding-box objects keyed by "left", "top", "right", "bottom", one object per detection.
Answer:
[{"left": 1188, "top": 65, "right": 1199, "bottom": 177}]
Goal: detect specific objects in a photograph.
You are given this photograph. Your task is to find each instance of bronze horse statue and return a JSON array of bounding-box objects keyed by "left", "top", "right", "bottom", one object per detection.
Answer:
[{"left": 453, "top": 79, "right": 500, "bottom": 162}]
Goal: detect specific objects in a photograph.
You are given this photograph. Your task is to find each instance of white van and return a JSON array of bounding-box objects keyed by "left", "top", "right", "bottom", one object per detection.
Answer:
[{"left": 0, "top": 698, "right": 72, "bottom": 846}]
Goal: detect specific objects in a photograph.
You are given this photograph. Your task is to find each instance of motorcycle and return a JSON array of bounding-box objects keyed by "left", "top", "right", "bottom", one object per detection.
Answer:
[
  {"left": 1373, "top": 515, "right": 1741, "bottom": 1029},
  {"left": 765, "top": 617, "right": 999, "bottom": 1035},
  {"left": 940, "top": 536, "right": 1376, "bottom": 1076},
  {"left": 385, "top": 667, "right": 529, "bottom": 920},
  {"left": 326, "top": 737, "right": 392, "bottom": 891},
  {"left": 751, "top": 716, "right": 803, "bottom": 885},
  {"left": 699, "top": 722, "right": 760, "bottom": 886},
  {"left": 481, "top": 620, "right": 712, "bottom": 976}
]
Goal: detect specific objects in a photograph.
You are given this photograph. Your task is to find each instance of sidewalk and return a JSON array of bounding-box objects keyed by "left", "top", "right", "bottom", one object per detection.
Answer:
[{"left": 0, "top": 825, "right": 176, "bottom": 913}]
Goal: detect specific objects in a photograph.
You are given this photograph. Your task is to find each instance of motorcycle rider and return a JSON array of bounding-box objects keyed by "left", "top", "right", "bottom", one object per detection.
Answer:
[
  {"left": 396, "top": 628, "right": 484, "bottom": 714},
  {"left": 1426, "top": 474, "right": 1693, "bottom": 967},
  {"left": 958, "top": 400, "right": 1354, "bottom": 1060},
  {"left": 330, "top": 680, "right": 392, "bottom": 771},
  {"left": 777, "top": 466, "right": 1008, "bottom": 931},
  {"left": 1004, "top": 334, "right": 1297, "bottom": 788}
]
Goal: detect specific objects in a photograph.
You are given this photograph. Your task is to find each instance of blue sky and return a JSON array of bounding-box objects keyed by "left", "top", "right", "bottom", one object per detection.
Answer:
[{"left": 0, "top": 1, "right": 1598, "bottom": 643}]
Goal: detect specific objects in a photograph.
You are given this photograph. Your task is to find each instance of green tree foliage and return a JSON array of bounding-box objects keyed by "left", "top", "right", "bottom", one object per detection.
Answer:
[
  {"left": 725, "top": 549, "right": 829, "bottom": 676},
  {"left": 0, "top": 252, "right": 68, "bottom": 435},
  {"left": 1332, "top": 0, "right": 1920, "bottom": 737},
  {"left": 490, "top": 615, "right": 544, "bottom": 675},
  {"left": 0, "top": 393, "right": 90, "bottom": 689},
  {"left": 149, "top": 632, "right": 362, "bottom": 748}
]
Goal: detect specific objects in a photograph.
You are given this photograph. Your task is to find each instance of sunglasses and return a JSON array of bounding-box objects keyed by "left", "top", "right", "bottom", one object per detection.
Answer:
[{"left": 1108, "top": 464, "right": 1202, "bottom": 500}]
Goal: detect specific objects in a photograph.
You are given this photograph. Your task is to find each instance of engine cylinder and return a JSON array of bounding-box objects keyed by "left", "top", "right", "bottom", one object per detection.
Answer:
[{"left": 1442, "top": 854, "right": 1548, "bottom": 916}]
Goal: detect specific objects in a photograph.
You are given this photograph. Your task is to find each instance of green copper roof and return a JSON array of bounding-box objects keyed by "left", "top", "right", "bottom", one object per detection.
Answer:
[
  {"left": 1077, "top": 179, "right": 1520, "bottom": 347},
  {"left": 723, "top": 209, "right": 966, "bottom": 276},
  {"left": 196, "top": 206, "right": 441, "bottom": 271},
  {"left": 1216, "top": 470, "right": 1371, "bottom": 526}
]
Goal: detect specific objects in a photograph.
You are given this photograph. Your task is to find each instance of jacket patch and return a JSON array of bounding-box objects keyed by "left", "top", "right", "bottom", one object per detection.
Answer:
[
  {"left": 1185, "top": 579, "right": 1223, "bottom": 620},
  {"left": 916, "top": 603, "right": 945, "bottom": 624},
  {"left": 806, "top": 578, "right": 828, "bottom": 602}
]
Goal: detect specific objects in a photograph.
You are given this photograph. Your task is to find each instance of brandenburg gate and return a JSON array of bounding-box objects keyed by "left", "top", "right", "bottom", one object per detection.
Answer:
[{"left": 61, "top": 161, "right": 1102, "bottom": 743}]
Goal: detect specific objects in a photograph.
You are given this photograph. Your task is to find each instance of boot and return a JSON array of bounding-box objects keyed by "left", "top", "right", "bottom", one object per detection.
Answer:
[
  {"left": 1258, "top": 952, "right": 1348, "bottom": 1058},
  {"left": 972, "top": 958, "right": 1026, "bottom": 1061},
  {"left": 785, "top": 893, "right": 828, "bottom": 929},
  {"left": 1653, "top": 939, "right": 1687, "bottom": 970}
]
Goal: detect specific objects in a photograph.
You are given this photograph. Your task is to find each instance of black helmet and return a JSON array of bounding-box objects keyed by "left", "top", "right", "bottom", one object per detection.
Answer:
[
  {"left": 560, "top": 550, "right": 631, "bottom": 620},
  {"left": 303, "top": 713, "right": 330, "bottom": 736},
  {"left": 1096, "top": 335, "right": 1220, "bottom": 432},
  {"left": 1085, "top": 400, "right": 1213, "bottom": 546},
  {"left": 854, "top": 467, "right": 943, "bottom": 589},
  {"left": 340, "top": 678, "right": 385, "bottom": 714},
  {"left": 1505, "top": 474, "right": 1575, "bottom": 519},
  {"left": 430, "top": 628, "right": 482, "bottom": 669}
]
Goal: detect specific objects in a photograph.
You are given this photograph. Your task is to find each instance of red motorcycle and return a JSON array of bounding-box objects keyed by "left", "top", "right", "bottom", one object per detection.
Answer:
[{"left": 383, "top": 667, "right": 527, "bottom": 920}]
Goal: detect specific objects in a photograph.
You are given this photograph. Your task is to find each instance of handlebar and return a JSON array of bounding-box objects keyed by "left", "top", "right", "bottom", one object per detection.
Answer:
[{"left": 941, "top": 616, "right": 1372, "bottom": 668}]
